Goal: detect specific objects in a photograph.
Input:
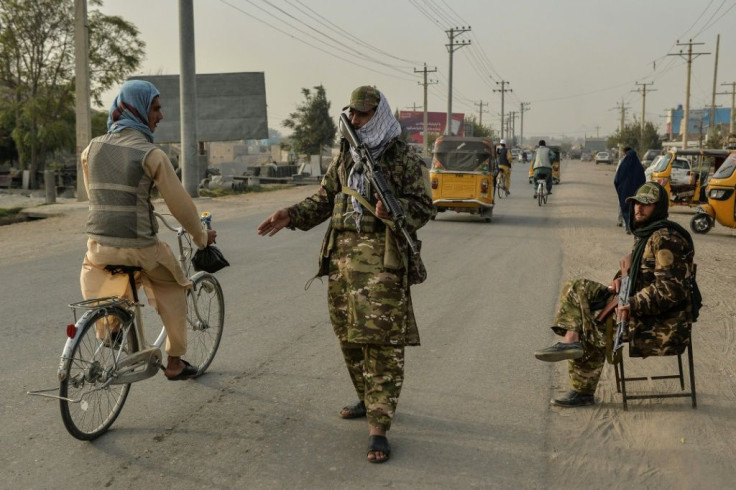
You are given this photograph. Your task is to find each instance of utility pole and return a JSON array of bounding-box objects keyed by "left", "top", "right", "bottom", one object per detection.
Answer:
[
  {"left": 634, "top": 82, "right": 656, "bottom": 142},
  {"left": 494, "top": 80, "right": 511, "bottom": 140},
  {"left": 669, "top": 39, "right": 709, "bottom": 148},
  {"left": 405, "top": 103, "right": 423, "bottom": 112},
  {"left": 179, "top": 0, "right": 199, "bottom": 197},
  {"left": 717, "top": 81, "right": 736, "bottom": 134},
  {"left": 444, "top": 27, "right": 470, "bottom": 135},
  {"left": 74, "top": 0, "right": 90, "bottom": 201},
  {"left": 414, "top": 63, "right": 438, "bottom": 156},
  {"left": 508, "top": 111, "right": 517, "bottom": 144},
  {"left": 613, "top": 98, "right": 629, "bottom": 156},
  {"left": 710, "top": 34, "right": 720, "bottom": 128},
  {"left": 474, "top": 101, "right": 489, "bottom": 126},
  {"left": 520, "top": 102, "right": 530, "bottom": 148}
]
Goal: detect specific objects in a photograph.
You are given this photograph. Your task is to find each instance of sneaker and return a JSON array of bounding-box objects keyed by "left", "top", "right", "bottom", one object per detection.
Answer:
[
  {"left": 534, "top": 341, "right": 584, "bottom": 362},
  {"left": 551, "top": 390, "right": 595, "bottom": 407}
]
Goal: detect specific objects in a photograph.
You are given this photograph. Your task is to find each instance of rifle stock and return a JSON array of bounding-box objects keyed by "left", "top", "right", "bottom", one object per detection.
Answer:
[{"left": 338, "top": 113, "right": 419, "bottom": 256}]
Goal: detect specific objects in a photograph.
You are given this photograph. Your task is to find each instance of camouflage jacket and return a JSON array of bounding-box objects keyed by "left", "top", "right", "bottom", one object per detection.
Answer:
[
  {"left": 288, "top": 138, "right": 433, "bottom": 278},
  {"left": 628, "top": 227, "right": 694, "bottom": 357}
]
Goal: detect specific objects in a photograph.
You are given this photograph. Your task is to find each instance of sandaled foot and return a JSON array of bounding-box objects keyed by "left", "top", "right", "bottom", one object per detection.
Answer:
[
  {"left": 165, "top": 359, "right": 198, "bottom": 380},
  {"left": 339, "top": 400, "right": 366, "bottom": 419},
  {"left": 367, "top": 435, "right": 391, "bottom": 464}
]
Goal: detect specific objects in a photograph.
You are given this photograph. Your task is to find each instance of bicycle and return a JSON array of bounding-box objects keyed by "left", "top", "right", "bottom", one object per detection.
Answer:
[
  {"left": 29, "top": 212, "right": 224, "bottom": 440},
  {"left": 536, "top": 178, "right": 548, "bottom": 206},
  {"left": 495, "top": 169, "right": 509, "bottom": 198}
]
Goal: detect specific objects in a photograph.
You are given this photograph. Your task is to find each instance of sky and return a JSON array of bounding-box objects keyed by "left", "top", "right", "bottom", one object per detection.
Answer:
[{"left": 96, "top": 0, "right": 736, "bottom": 144}]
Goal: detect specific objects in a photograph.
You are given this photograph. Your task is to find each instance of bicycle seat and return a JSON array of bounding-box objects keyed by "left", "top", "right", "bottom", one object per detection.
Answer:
[{"left": 104, "top": 265, "right": 143, "bottom": 276}]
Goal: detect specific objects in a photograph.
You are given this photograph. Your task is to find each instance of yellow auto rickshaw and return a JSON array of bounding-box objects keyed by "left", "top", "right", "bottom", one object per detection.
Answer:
[
  {"left": 690, "top": 151, "right": 736, "bottom": 234},
  {"left": 528, "top": 145, "right": 561, "bottom": 184},
  {"left": 649, "top": 148, "right": 730, "bottom": 206},
  {"left": 429, "top": 135, "right": 495, "bottom": 222}
]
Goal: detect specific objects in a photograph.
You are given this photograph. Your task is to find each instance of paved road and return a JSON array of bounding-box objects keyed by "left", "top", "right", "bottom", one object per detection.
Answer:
[{"left": 3, "top": 161, "right": 733, "bottom": 488}]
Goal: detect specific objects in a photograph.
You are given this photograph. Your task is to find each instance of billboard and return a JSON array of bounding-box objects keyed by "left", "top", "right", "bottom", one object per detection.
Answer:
[
  {"left": 130, "top": 72, "right": 268, "bottom": 143},
  {"left": 398, "top": 111, "right": 465, "bottom": 144}
]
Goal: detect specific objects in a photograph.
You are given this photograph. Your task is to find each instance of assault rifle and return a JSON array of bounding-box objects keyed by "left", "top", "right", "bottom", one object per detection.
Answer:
[
  {"left": 612, "top": 275, "right": 631, "bottom": 353},
  {"left": 338, "top": 113, "right": 419, "bottom": 256}
]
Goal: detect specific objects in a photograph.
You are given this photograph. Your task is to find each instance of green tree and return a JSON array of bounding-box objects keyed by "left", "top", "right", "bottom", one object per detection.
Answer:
[
  {"left": 465, "top": 114, "right": 496, "bottom": 140},
  {"left": 282, "top": 85, "right": 337, "bottom": 165},
  {"left": 607, "top": 120, "right": 662, "bottom": 155},
  {"left": 0, "top": 0, "right": 144, "bottom": 187}
]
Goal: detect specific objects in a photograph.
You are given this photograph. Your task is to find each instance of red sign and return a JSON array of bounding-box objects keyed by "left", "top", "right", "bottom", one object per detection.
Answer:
[{"left": 399, "top": 111, "right": 465, "bottom": 144}]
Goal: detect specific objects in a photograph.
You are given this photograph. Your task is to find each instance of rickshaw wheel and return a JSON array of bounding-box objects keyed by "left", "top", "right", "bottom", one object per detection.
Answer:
[{"left": 690, "top": 214, "right": 713, "bottom": 234}]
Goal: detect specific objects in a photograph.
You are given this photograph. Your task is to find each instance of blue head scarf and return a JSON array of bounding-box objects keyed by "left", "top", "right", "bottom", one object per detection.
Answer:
[{"left": 107, "top": 80, "right": 160, "bottom": 142}]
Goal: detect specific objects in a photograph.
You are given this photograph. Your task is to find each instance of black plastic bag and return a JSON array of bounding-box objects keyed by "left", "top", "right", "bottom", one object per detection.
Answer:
[{"left": 192, "top": 245, "right": 230, "bottom": 273}]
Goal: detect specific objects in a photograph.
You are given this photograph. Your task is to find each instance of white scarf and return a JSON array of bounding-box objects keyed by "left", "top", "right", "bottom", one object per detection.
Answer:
[{"left": 346, "top": 94, "right": 401, "bottom": 231}]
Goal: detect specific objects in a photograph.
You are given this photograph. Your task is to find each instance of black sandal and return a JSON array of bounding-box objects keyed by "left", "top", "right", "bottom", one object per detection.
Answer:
[
  {"left": 339, "top": 400, "right": 366, "bottom": 419},
  {"left": 367, "top": 435, "right": 391, "bottom": 464},
  {"left": 165, "top": 359, "right": 198, "bottom": 381}
]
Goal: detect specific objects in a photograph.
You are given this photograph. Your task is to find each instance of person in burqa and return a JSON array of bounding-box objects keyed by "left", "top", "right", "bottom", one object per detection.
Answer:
[
  {"left": 80, "top": 80, "right": 217, "bottom": 380},
  {"left": 257, "top": 85, "right": 433, "bottom": 463},
  {"left": 614, "top": 147, "right": 646, "bottom": 232},
  {"left": 533, "top": 182, "right": 695, "bottom": 407}
]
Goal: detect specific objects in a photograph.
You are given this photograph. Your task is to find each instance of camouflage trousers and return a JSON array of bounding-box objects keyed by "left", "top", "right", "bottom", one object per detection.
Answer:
[
  {"left": 552, "top": 279, "right": 615, "bottom": 395},
  {"left": 340, "top": 342, "right": 404, "bottom": 430}
]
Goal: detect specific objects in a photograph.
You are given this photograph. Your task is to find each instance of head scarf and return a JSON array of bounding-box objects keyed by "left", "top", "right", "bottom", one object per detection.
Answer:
[
  {"left": 107, "top": 80, "right": 160, "bottom": 142},
  {"left": 627, "top": 182, "right": 693, "bottom": 291},
  {"left": 345, "top": 91, "right": 401, "bottom": 231}
]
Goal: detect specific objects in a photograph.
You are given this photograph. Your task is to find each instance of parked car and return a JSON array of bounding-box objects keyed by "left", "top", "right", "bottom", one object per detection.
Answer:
[
  {"left": 647, "top": 154, "right": 692, "bottom": 185},
  {"left": 641, "top": 149, "right": 662, "bottom": 169},
  {"left": 595, "top": 151, "right": 612, "bottom": 165}
]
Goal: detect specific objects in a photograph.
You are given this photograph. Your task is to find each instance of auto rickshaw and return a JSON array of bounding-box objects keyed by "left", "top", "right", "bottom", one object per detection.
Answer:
[
  {"left": 690, "top": 151, "right": 736, "bottom": 234},
  {"left": 528, "top": 145, "right": 561, "bottom": 184},
  {"left": 429, "top": 135, "right": 495, "bottom": 222},
  {"left": 650, "top": 148, "right": 730, "bottom": 206}
]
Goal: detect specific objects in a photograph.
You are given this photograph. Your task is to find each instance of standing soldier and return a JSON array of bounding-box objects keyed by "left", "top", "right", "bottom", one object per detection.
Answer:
[{"left": 257, "top": 85, "right": 433, "bottom": 463}]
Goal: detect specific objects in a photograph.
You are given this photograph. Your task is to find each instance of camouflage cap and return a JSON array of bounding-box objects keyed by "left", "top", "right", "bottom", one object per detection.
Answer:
[
  {"left": 342, "top": 85, "right": 381, "bottom": 112},
  {"left": 626, "top": 182, "right": 662, "bottom": 204}
]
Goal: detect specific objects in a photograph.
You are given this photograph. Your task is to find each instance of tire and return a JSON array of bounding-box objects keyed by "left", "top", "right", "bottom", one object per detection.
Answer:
[
  {"left": 59, "top": 307, "right": 136, "bottom": 440},
  {"left": 537, "top": 185, "right": 543, "bottom": 206},
  {"left": 496, "top": 174, "right": 506, "bottom": 198},
  {"left": 690, "top": 214, "right": 713, "bottom": 234},
  {"left": 186, "top": 273, "right": 225, "bottom": 375}
]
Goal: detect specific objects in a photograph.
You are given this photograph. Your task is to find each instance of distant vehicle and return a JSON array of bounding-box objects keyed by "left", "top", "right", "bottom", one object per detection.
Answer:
[
  {"left": 595, "top": 151, "right": 612, "bottom": 165},
  {"left": 648, "top": 154, "right": 692, "bottom": 185},
  {"left": 510, "top": 148, "right": 521, "bottom": 161},
  {"left": 641, "top": 149, "right": 662, "bottom": 168},
  {"left": 569, "top": 148, "right": 582, "bottom": 159},
  {"left": 581, "top": 151, "right": 592, "bottom": 161}
]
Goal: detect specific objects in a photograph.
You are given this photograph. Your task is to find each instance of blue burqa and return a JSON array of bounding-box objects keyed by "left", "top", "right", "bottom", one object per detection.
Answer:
[{"left": 614, "top": 149, "right": 646, "bottom": 230}]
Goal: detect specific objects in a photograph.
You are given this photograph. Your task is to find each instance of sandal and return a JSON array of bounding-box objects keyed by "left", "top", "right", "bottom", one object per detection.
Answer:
[
  {"left": 165, "top": 359, "right": 198, "bottom": 381},
  {"left": 367, "top": 435, "right": 391, "bottom": 464},
  {"left": 339, "top": 400, "right": 366, "bottom": 419}
]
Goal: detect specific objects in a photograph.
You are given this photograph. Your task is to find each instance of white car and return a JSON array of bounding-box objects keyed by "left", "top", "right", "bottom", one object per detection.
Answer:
[{"left": 646, "top": 155, "right": 691, "bottom": 184}]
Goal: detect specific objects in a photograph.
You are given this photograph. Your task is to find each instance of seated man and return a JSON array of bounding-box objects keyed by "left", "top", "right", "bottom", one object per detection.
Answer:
[
  {"left": 532, "top": 140, "right": 553, "bottom": 197},
  {"left": 534, "top": 182, "right": 695, "bottom": 407}
]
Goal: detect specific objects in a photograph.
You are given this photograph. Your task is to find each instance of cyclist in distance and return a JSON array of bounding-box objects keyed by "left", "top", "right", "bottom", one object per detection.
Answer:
[
  {"left": 532, "top": 139, "right": 553, "bottom": 198},
  {"left": 496, "top": 139, "right": 512, "bottom": 195},
  {"left": 79, "top": 80, "right": 217, "bottom": 381}
]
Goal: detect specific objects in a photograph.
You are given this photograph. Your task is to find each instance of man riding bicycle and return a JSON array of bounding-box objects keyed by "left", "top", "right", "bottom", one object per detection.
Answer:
[
  {"left": 532, "top": 139, "right": 553, "bottom": 198},
  {"left": 80, "top": 80, "right": 217, "bottom": 381},
  {"left": 496, "top": 139, "right": 512, "bottom": 195}
]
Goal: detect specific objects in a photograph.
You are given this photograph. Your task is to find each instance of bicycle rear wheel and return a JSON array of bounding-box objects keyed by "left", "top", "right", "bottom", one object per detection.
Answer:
[
  {"left": 186, "top": 273, "right": 225, "bottom": 375},
  {"left": 537, "top": 183, "right": 543, "bottom": 206},
  {"left": 59, "top": 307, "right": 137, "bottom": 440},
  {"left": 496, "top": 174, "right": 506, "bottom": 198}
]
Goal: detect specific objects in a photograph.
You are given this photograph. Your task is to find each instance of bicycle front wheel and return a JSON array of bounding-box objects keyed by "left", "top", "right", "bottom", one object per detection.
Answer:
[
  {"left": 59, "top": 307, "right": 137, "bottom": 440},
  {"left": 186, "top": 273, "right": 225, "bottom": 375}
]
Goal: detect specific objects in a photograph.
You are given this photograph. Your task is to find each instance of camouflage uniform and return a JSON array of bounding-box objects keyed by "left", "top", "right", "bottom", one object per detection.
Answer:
[
  {"left": 287, "top": 133, "right": 433, "bottom": 429},
  {"left": 551, "top": 228, "right": 694, "bottom": 395}
]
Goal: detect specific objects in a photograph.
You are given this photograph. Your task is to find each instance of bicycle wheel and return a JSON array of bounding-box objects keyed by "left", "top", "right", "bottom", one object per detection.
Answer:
[
  {"left": 496, "top": 173, "right": 506, "bottom": 198},
  {"left": 537, "top": 183, "right": 543, "bottom": 206},
  {"left": 186, "top": 273, "right": 225, "bottom": 375},
  {"left": 59, "top": 307, "right": 137, "bottom": 440}
]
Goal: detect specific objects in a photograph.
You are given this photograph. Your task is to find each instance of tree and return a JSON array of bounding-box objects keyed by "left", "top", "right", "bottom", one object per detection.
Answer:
[
  {"left": 607, "top": 120, "right": 662, "bottom": 155},
  {"left": 0, "top": 0, "right": 144, "bottom": 187},
  {"left": 282, "top": 85, "right": 336, "bottom": 164},
  {"left": 465, "top": 114, "right": 496, "bottom": 140}
]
